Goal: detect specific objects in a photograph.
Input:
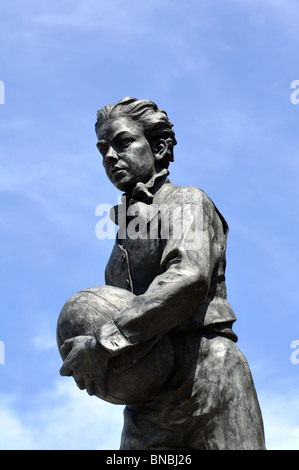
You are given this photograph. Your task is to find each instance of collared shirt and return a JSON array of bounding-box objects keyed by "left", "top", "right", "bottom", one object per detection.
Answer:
[{"left": 96, "top": 171, "right": 237, "bottom": 355}]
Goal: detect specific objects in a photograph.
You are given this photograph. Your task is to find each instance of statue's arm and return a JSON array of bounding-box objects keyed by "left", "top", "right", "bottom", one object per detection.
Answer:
[{"left": 96, "top": 189, "right": 216, "bottom": 356}]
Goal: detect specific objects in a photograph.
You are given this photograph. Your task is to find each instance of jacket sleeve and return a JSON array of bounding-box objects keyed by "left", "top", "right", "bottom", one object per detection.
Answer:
[{"left": 96, "top": 188, "right": 216, "bottom": 355}]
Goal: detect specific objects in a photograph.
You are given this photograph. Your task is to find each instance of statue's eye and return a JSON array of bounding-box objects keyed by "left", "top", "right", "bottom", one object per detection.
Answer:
[
  {"left": 97, "top": 142, "right": 108, "bottom": 156},
  {"left": 117, "top": 137, "right": 133, "bottom": 148}
]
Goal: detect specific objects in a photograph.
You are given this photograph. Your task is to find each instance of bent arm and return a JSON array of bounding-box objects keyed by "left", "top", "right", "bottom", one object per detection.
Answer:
[{"left": 97, "top": 193, "right": 215, "bottom": 355}]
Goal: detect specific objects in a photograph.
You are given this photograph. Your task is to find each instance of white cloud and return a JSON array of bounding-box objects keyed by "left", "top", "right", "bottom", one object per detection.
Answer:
[
  {"left": 1, "top": 0, "right": 209, "bottom": 83},
  {"left": 0, "top": 138, "right": 106, "bottom": 246},
  {"left": 0, "top": 396, "right": 35, "bottom": 450},
  {"left": 0, "top": 381, "right": 124, "bottom": 450},
  {"left": 2, "top": 0, "right": 174, "bottom": 37},
  {"left": 32, "top": 317, "right": 57, "bottom": 351},
  {"left": 228, "top": 0, "right": 299, "bottom": 38},
  {"left": 29, "top": 0, "right": 148, "bottom": 33},
  {"left": 0, "top": 377, "right": 298, "bottom": 450},
  {"left": 259, "top": 389, "right": 299, "bottom": 450},
  {"left": 0, "top": 0, "right": 298, "bottom": 453}
]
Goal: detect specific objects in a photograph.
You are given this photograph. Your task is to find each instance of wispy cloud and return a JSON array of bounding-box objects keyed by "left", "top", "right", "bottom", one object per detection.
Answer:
[
  {"left": 31, "top": 315, "right": 57, "bottom": 351},
  {"left": 1, "top": 0, "right": 298, "bottom": 452},
  {"left": 228, "top": 0, "right": 299, "bottom": 39},
  {"left": 0, "top": 381, "right": 124, "bottom": 450},
  {"left": 260, "top": 388, "right": 299, "bottom": 450},
  {"left": 0, "top": 378, "right": 298, "bottom": 449},
  {"left": 29, "top": 0, "right": 151, "bottom": 33}
]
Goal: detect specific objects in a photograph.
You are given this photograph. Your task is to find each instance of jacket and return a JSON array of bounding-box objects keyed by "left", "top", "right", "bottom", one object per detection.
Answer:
[{"left": 97, "top": 170, "right": 237, "bottom": 355}]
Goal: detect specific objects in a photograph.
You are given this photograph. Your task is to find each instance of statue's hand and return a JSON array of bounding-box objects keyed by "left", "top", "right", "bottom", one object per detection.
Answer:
[{"left": 59, "top": 335, "right": 110, "bottom": 395}]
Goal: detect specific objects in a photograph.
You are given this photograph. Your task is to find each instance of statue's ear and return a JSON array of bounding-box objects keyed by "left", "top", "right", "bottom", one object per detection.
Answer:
[{"left": 152, "top": 139, "right": 168, "bottom": 162}]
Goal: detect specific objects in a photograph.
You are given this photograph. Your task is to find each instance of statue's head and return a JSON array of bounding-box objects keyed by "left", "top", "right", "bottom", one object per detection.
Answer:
[{"left": 95, "top": 97, "right": 177, "bottom": 192}]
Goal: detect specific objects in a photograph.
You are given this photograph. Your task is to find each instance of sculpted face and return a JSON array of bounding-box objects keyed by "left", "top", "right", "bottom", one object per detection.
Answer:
[{"left": 96, "top": 116, "right": 156, "bottom": 192}]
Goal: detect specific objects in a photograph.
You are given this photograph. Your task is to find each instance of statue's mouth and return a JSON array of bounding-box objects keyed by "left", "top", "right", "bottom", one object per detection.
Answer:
[{"left": 112, "top": 167, "right": 126, "bottom": 179}]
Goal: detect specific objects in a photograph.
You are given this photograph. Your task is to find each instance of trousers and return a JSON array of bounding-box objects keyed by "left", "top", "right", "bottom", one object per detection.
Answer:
[{"left": 120, "top": 329, "right": 266, "bottom": 450}]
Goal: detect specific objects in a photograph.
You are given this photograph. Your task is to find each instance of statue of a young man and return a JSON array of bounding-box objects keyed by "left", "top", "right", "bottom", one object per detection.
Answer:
[{"left": 58, "top": 97, "right": 266, "bottom": 450}]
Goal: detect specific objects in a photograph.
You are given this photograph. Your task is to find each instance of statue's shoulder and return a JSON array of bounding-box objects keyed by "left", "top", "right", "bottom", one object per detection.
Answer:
[{"left": 158, "top": 181, "right": 214, "bottom": 207}]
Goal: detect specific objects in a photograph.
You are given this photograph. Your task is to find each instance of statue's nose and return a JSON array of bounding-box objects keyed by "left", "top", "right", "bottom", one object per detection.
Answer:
[{"left": 105, "top": 146, "right": 118, "bottom": 164}]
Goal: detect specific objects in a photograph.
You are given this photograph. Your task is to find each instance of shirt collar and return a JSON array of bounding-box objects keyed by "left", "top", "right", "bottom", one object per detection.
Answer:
[
  {"left": 110, "top": 169, "right": 170, "bottom": 226},
  {"left": 129, "top": 168, "right": 170, "bottom": 204}
]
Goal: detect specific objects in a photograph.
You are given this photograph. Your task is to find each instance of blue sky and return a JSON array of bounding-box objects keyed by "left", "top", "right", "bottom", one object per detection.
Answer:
[{"left": 1, "top": 0, "right": 299, "bottom": 449}]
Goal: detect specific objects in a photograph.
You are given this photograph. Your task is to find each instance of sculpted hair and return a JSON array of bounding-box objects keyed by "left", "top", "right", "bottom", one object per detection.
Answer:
[{"left": 95, "top": 97, "right": 177, "bottom": 167}]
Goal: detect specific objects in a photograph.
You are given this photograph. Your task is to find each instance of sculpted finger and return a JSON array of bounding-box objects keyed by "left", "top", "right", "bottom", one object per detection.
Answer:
[
  {"left": 59, "top": 363, "right": 73, "bottom": 377},
  {"left": 74, "top": 375, "right": 86, "bottom": 390},
  {"left": 60, "top": 338, "right": 74, "bottom": 355},
  {"left": 84, "top": 379, "right": 96, "bottom": 396},
  {"left": 59, "top": 348, "right": 78, "bottom": 375}
]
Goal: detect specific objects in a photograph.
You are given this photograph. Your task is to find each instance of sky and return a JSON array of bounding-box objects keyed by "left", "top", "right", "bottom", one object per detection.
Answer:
[{"left": 1, "top": 0, "right": 299, "bottom": 450}]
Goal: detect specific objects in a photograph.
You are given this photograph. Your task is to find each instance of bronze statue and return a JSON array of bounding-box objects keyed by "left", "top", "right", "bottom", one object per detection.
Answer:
[{"left": 57, "top": 97, "right": 266, "bottom": 450}]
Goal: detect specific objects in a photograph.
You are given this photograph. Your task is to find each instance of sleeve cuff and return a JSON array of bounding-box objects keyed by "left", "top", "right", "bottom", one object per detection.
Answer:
[{"left": 95, "top": 322, "right": 132, "bottom": 356}]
